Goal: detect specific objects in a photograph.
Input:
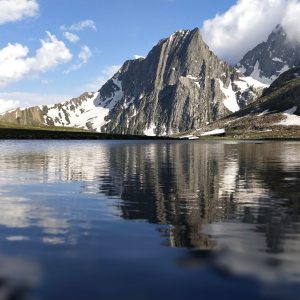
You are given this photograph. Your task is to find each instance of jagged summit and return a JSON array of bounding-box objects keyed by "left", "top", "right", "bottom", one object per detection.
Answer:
[
  {"left": 161, "top": 28, "right": 199, "bottom": 42},
  {"left": 238, "top": 25, "right": 300, "bottom": 85}
]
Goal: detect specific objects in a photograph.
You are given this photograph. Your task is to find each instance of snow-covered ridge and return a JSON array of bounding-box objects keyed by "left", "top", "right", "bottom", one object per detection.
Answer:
[{"left": 43, "top": 79, "right": 124, "bottom": 132}]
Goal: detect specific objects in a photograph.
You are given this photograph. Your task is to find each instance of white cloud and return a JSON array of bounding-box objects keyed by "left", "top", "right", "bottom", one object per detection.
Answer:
[
  {"left": 65, "top": 45, "right": 92, "bottom": 74},
  {"left": 85, "top": 65, "right": 121, "bottom": 91},
  {"left": 0, "top": 92, "right": 71, "bottom": 113},
  {"left": 0, "top": 0, "right": 39, "bottom": 25},
  {"left": 78, "top": 45, "right": 92, "bottom": 64},
  {"left": 202, "top": 0, "right": 300, "bottom": 64},
  {"left": 0, "top": 99, "right": 20, "bottom": 113},
  {"left": 60, "top": 19, "right": 97, "bottom": 32},
  {"left": 133, "top": 54, "right": 145, "bottom": 59},
  {"left": 63, "top": 31, "right": 80, "bottom": 43},
  {"left": 0, "top": 32, "right": 72, "bottom": 88},
  {"left": 282, "top": 0, "right": 300, "bottom": 43}
]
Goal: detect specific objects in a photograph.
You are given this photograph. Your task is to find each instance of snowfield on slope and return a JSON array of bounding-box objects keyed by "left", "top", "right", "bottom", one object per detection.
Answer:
[
  {"left": 276, "top": 107, "right": 300, "bottom": 126},
  {"left": 44, "top": 79, "right": 124, "bottom": 132}
]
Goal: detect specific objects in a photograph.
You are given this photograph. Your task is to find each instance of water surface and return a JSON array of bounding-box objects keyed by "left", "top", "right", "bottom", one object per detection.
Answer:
[{"left": 0, "top": 140, "right": 299, "bottom": 300}]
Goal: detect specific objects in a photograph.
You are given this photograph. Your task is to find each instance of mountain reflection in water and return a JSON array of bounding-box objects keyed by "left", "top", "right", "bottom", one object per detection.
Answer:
[{"left": 0, "top": 140, "right": 299, "bottom": 300}]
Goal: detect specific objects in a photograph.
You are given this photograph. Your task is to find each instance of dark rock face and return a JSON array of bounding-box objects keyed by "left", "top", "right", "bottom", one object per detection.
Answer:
[
  {"left": 99, "top": 28, "right": 263, "bottom": 135},
  {"left": 0, "top": 29, "right": 264, "bottom": 135},
  {"left": 238, "top": 25, "right": 300, "bottom": 85}
]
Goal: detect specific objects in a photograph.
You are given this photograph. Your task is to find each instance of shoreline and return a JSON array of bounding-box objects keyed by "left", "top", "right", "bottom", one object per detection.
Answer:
[
  {"left": 0, "top": 127, "right": 177, "bottom": 140},
  {"left": 1, "top": 127, "right": 300, "bottom": 141}
]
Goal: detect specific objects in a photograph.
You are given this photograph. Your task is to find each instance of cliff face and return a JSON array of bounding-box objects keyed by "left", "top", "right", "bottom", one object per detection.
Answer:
[
  {"left": 99, "top": 28, "right": 264, "bottom": 135},
  {"left": 0, "top": 28, "right": 264, "bottom": 135}
]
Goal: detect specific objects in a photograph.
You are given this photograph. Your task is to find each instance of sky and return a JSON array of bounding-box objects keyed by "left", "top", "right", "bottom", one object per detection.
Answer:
[{"left": 0, "top": 0, "right": 300, "bottom": 112}]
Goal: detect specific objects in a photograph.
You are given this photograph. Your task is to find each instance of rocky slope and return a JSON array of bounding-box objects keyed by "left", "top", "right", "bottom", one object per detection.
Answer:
[
  {"left": 184, "top": 67, "right": 300, "bottom": 139},
  {"left": 237, "top": 25, "right": 300, "bottom": 85},
  {"left": 0, "top": 28, "right": 265, "bottom": 136}
]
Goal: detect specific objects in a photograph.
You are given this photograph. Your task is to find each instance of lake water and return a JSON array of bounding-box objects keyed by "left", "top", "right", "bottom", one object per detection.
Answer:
[{"left": 0, "top": 140, "right": 299, "bottom": 300}]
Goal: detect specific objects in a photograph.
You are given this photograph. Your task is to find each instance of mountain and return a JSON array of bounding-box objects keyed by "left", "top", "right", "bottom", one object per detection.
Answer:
[
  {"left": 186, "top": 67, "right": 300, "bottom": 139},
  {"left": 0, "top": 92, "right": 106, "bottom": 131},
  {"left": 0, "top": 28, "right": 265, "bottom": 136},
  {"left": 237, "top": 25, "right": 300, "bottom": 85}
]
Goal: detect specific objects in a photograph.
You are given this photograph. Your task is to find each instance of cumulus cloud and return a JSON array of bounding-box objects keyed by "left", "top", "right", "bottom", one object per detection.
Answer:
[
  {"left": 85, "top": 65, "right": 121, "bottom": 91},
  {"left": 65, "top": 45, "right": 92, "bottom": 73},
  {"left": 202, "top": 0, "right": 300, "bottom": 64},
  {"left": 60, "top": 19, "right": 97, "bottom": 32},
  {"left": 0, "top": 92, "right": 71, "bottom": 113},
  {"left": 0, "top": 0, "right": 39, "bottom": 25},
  {"left": 0, "top": 32, "right": 72, "bottom": 87},
  {"left": 63, "top": 31, "right": 80, "bottom": 43}
]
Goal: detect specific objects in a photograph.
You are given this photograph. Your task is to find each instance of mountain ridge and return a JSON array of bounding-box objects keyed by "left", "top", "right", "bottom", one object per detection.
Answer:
[
  {"left": 0, "top": 28, "right": 268, "bottom": 135},
  {"left": 184, "top": 67, "right": 300, "bottom": 139}
]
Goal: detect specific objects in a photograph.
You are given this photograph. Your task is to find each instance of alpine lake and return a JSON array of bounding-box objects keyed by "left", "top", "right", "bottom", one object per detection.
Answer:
[{"left": 0, "top": 140, "right": 299, "bottom": 300}]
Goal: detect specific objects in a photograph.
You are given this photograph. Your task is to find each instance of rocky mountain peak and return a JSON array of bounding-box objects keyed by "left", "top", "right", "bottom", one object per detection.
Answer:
[
  {"left": 97, "top": 28, "right": 264, "bottom": 135},
  {"left": 238, "top": 25, "right": 300, "bottom": 85}
]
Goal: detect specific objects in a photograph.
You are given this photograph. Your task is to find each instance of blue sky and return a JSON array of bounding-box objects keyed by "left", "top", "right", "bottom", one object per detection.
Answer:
[{"left": 1, "top": 0, "right": 298, "bottom": 112}]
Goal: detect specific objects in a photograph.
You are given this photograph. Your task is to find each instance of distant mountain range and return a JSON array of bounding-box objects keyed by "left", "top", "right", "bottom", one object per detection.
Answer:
[{"left": 1, "top": 25, "right": 300, "bottom": 137}]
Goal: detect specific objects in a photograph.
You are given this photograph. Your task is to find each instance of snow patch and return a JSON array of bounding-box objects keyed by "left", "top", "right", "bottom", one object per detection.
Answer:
[
  {"left": 276, "top": 106, "right": 300, "bottom": 126},
  {"left": 234, "top": 76, "right": 268, "bottom": 90},
  {"left": 258, "top": 109, "right": 269, "bottom": 116},
  {"left": 219, "top": 80, "right": 240, "bottom": 113},
  {"left": 186, "top": 75, "right": 198, "bottom": 80},
  {"left": 201, "top": 128, "right": 225, "bottom": 136},
  {"left": 131, "top": 107, "right": 138, "bottom": 118},
  {"left": 250, "top": 61, "right": 290, "bottom": 85},
  {"left": 180, "top": 134, "right": 199, "bottom": 140},
  {"left": 144, "top": 123, "right": 156, "bottom": 136},
  {"left": 124, "top": 97, "right": 135, "bottom": 109},
  {"left": 238, "top": 64, "right": 247, "bottom": 74}
]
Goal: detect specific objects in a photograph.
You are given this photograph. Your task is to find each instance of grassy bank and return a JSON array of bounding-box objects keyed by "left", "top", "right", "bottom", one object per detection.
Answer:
[{"left": 0, "top": 124, "right": 176, "bottom": 140}]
